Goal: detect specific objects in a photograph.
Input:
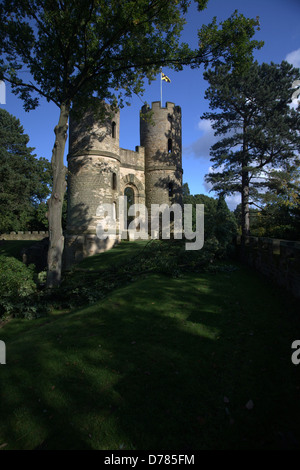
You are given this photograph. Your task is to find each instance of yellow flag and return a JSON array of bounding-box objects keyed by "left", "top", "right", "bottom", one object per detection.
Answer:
[{"left": 161, "top": 72, "right": 171, "bottom": 83}]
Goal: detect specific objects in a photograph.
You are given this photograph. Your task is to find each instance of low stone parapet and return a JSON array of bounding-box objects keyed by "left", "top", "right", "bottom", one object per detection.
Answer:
[
  {"left": 0, "top": 231, "right": 49, "bottom": 241},
  {"left": 236, "top": 235, "right": 300, "bottom": 299}
]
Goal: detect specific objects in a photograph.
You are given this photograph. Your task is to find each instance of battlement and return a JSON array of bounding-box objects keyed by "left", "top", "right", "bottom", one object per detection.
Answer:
[
  {"left": 65, "top": 99, "right": 183, "bottom": 267},
  {"left": 0, "top": 231, "right": 49, "bottom": 241},
  {"left": 141, "top": 101, "right": 179, "bottom": 113}
]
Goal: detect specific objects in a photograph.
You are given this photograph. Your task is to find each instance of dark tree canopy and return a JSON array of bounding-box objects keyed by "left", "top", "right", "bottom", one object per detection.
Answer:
[
  {"left": 0, "top": 108, "right": 51, "bottom": 233},
  {"left": 0, "top": 0, "right": 262, "bottom": 285},
  {"left": 0, "top": 1, "right": 262, "bottom": 112},
  {"left": 202, "top": 60, "right": 300, "bottom": 236},
  {"left": 183, "top": 190, "right": 237, "bottom": 253}
]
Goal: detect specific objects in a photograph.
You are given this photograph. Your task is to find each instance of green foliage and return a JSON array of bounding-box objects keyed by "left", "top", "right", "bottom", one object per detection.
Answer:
[
  {"left": 0, "top": 1, "right": 263, "bottom": 112},
  {"left": 0, "top": 234, "right": 233, "bottom": 318},
  {"left": 0, "top": 0, "right": 263, "bottom": 286},
  {"left": 31, "top": 193, "right": 68, "bottom": 231},
  {"left": 0, "top": 0, "right": 188, "bottom": 111},
  {"left": 253, "top": 163, "right": 300, "bottom": 239},
  {"left": 214, "top": 195, "right": 237, "bottom": 254},
  {"left": 196, "top": 10, "right": 263, "bottom": 73},
  {"left": 234, "top": 201, "right": 300, "bottom": 240},
  {"left": 0, "top": 109, "right": 51, "bottom": 233},
  {"left": 183, "top": 192, "right": 237, "bottom": 255},
  {"left": 0, "top": 261, "right": 300, "bottom": 450},
  {"left": 184, "top": 193, "right": 217, "bottom": 238},
  {"left": 234, "top": 204, "right": 264, "bottom": 236},
  {"left": 0, "top": 255, "right": 37, "bottom": 318},
  {"left": 32, "top": 201, "right": 49, "bottom": 230},
  {"left": 36, "top": 238, "right": 230, "bottom": 312},
  {"left": 203, "top": 60, "right": 300, "bottom": 234},
  {"left": 182, "top": 182, "right": 190, "bottom": 197}
]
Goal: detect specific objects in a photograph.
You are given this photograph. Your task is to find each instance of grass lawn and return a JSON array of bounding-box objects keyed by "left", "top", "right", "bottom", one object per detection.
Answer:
[{"left": 0, "top": 241, "right": 300, "bottom": 450}]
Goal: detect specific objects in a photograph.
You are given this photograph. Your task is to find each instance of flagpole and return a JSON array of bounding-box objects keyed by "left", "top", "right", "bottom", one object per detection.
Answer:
[{"left": 160, "top": 70, "right": 162, "bottom": 107}]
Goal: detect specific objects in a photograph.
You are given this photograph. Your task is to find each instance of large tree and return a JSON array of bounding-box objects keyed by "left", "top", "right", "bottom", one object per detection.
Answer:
[
  {"left": 248, "top": 161, "right": 300, "bottom": 239},
  {"left": 0, "top": 108, "right": 51, "bottom": 233},
  {"left": 183, "top": 189, "right": 237, "bottom": 250},
  {"left": 0, "top": 0, "right": 262, "bottom": 286},
  {"left": 203, "top": 61, "right": 300, "bottom": 237}
]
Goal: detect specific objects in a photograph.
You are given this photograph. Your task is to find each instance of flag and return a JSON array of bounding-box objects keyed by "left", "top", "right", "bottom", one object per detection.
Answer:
[{"left": 161, "top": 72, "right": 171, "bottom": 83}]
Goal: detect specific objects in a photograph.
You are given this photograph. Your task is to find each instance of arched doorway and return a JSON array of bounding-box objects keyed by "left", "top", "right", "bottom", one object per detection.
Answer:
[{"left": 124, "top": 186, "right": 135, "bottom": 228}]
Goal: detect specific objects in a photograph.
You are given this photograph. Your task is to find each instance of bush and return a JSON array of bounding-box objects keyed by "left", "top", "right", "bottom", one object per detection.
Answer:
[
  {"left": 0, "top": 255, "right": 37, "bottom": 318},
  {"left": 250, "top": 227, "right": 266, "bottom": 237}
]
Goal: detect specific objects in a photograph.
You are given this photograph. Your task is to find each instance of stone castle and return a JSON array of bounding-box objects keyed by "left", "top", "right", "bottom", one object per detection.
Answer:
[{"left": 63, "top": 100, "right": 183, "bottom": 267}]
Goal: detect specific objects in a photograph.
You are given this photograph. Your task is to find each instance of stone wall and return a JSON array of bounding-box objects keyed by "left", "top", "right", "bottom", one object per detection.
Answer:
[
  {"left": 119, "top": 146, "right": 145, "bottom": 170},
  {"left": 67, "top": 154, "right": 120, "bottom": 234},
  {"left": 236, "top": 235, "right": 300, "bottom": 298},
  {"left": 119, "top": 146, "right": 146, "bottom": 204},
  {"left": 63, "top": 233, "right": 120, "bottom": 270},
  {"left": 140, "top": 101, "right": 183, "bottom": 211},
  {"left": 69, "top": 103, "right": 120, "bottom": 156},
  {"left": 0, "top": 231, "right": 49, "bottom": 241},
  {"left": 64, "top": 99, "right": 183, "bottom": 267}
]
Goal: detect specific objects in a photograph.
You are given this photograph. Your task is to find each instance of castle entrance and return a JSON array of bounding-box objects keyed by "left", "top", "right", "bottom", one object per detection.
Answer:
[{"left": 124, "top": 186, "right": 135, "bottom": 229}]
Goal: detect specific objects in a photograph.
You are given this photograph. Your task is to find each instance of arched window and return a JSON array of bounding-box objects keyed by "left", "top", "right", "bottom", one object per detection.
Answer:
[
  {"left": 124, "top": 186, "right": 135, "bottom": 206},
  {"left": 112, "top": 172, "right": 117, "bottom": 190},
  {"left": 168, "top": 182, "right": 174, "bottom": 198},
  {"left": 168, "top": 138, "right": 172, "bottom": 153},
  {"left": 112, "top": 121, "right": 116, "bottom": 138}
]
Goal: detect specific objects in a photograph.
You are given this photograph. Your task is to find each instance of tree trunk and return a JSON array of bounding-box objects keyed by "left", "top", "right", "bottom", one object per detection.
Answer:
[
  {"left": 46, "top": 103, "right": 69, "bottom": 288},
  {"left": 241, "top": 171, "right": 250, "bottom": 237},
  {"left": 241, "top": 119, "right": 250, "bottom": 240}
]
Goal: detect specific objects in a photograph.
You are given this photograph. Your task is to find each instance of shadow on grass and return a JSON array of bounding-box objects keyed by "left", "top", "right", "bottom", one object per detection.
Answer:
[
  {"left": 0, "top": 264, "right": 300, "bottom": 450},
  {"left": 0, "top": 240, "right": 41, "bottom": 261},
  {"left": 69, "top": 240, "right": 151, "bottom": 271}
]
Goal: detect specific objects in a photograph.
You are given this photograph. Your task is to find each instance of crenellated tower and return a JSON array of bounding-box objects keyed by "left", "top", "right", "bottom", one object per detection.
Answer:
[
  {"left": 67, "top": 102, "right": 120, "bottom": 235},
  {"left": 64, "top": 100, "right": 183, "bottom": 268},
  {"left": 64, "top": 102, "right": 122, "bottom": 267},
  {"left": 140, "top": 101, "right": 183, "bottom": 214}
]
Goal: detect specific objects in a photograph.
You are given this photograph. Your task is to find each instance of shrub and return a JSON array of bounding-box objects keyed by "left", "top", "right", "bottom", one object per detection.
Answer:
[{"left": 0, "top": 255, "right": 36, "bottom": 318}]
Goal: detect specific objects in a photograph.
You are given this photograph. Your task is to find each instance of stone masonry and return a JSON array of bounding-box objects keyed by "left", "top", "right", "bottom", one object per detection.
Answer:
[
  {"left": 63, "top": 101, "right": 183, "bottom": 268},
  {"left": 236, "top": 235, "right": 300, "bottom": 299}
]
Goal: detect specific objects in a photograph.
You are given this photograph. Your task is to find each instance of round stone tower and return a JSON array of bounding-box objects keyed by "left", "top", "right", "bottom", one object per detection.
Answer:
[
  {"left": 64, "top": 101, "right": 120, "bottom": 267},
  {"left": 140, "top": 101, "right": 183, "bottom": 213}
]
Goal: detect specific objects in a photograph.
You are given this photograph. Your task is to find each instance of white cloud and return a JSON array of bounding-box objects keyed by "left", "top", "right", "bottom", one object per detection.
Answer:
[
  {"left": 286, "top": 48, "right": 300, "bottom": 68},
  {"left": 184, "top": 120, "right": 218, "bottom": 159},
  {"left": 225, "top": 193, "right": 240, "bottom": 212},
  {"left": 204, "top": 166, "right": 240, "bottom": 211},
  {"left": 290, "top": 99, "right": 299, "bottom": 110},
  {"left": 203, "top": 165, "right": 214, "bottom": 192},
  {"left": 198, "top": 119, "right": 212, "bottom": 132},
  {"left": 203, "top": 180, "right": 213, "bottom": 192},
  {"left": 290, "top": 79, "right": 300, "bottom": 109}
]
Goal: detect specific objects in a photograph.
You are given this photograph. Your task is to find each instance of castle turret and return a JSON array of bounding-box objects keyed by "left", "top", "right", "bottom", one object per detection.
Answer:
[
  {"left": 64, "top": 100, "right": 183, "bottom": 268},
  {"left": 67, "top": 101, "right": 120, "bottom": 235},
  {"left": 140, "top": 101, "right": 183, "bottom": 213},
  {"left": 64, "top": 101, "right": 120, "bottom": 266}
]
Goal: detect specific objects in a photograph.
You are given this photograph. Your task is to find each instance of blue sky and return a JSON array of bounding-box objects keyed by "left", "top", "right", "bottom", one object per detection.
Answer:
[{"left": 1, "top": 0, "right": 300, "bottom": 210}]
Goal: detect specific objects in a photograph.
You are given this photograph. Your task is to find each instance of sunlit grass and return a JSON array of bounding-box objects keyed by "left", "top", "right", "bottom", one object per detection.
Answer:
[{"left": 0, "top": 241, "right": 299, "bottom": 449}]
